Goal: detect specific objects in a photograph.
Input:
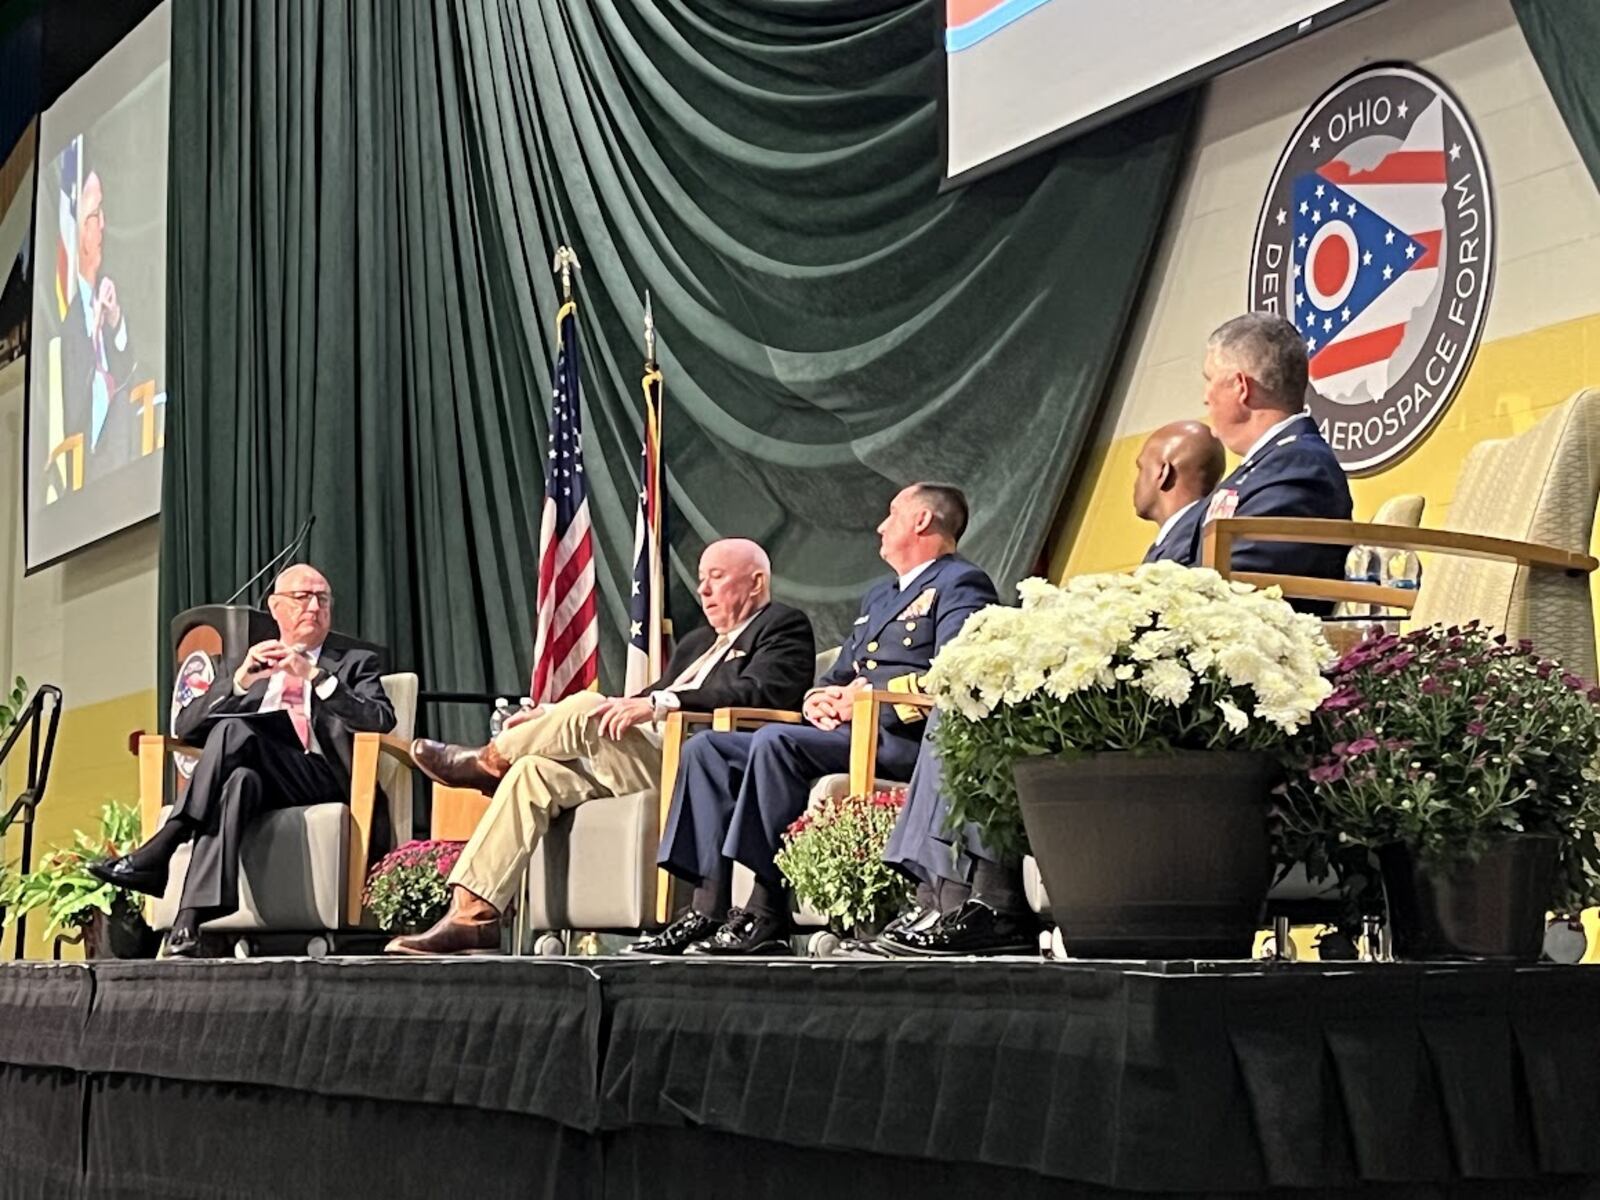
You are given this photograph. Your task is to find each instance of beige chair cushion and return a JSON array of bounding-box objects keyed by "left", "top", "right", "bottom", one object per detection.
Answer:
[
  {"left": 1372, "top": 493, "right": 1425, "bottom": 527},
  {"left": 524, "top": 792, "right": 657, "bottom": 931},
  {"left": 1414, "top": 391, "right": 1600, "bottom": 678}
]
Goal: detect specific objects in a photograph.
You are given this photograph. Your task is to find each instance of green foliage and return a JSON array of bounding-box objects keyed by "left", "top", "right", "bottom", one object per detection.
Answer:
[
  {"left": 1278, "top": 625, "right": 1600, "bottom": 913},
  {"left": 0, "top": 675, "right": 28, "bottom": 731},
  {"left": 2, "top": 800, "right": 143, "bottom": 939},
  {"left": 773, "top": 791, "right": 914, "bottom": 931},
  {"left": 363, "top": 840, "right": 463, "bottom": 933}
]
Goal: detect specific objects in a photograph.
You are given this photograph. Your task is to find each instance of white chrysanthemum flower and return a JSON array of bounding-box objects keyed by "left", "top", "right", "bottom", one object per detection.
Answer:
[{"left": 1217, "top": 696, "right": 1249, "bottom": 734}]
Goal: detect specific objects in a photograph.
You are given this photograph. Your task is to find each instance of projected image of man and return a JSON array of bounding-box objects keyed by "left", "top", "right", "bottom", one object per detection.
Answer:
[{"left": 61, "top": 168, "right": 137, "bottom": 476}]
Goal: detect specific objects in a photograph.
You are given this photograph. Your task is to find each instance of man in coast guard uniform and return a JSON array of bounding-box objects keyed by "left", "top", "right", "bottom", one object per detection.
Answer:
[
  {"left": 881, "top": 313, "right": 1352, "bottom": 957},
  {"left": 634, "top": 483, "right": 998, "bottom": 956}
]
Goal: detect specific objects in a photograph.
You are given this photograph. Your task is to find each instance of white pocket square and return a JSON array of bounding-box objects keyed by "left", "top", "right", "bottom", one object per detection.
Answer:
[{"left": 725, "top": 648, "right": 748, "bottom": 660}]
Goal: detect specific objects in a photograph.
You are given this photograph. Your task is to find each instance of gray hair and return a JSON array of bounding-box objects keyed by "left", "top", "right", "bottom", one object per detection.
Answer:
[
  {"left": 1207, "top": 313, "right": 1309, "bottom": 411},
  {"left": 911, "top": 482, "right": 970, "bottom": 542}
]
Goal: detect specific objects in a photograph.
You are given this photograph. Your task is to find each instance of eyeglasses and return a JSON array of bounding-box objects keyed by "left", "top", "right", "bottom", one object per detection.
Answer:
[{"left": 273, "top": 590, "right": 333, "bottom": 609}]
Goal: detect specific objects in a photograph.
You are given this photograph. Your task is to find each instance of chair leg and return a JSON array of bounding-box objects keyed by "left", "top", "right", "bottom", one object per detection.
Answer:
[{"left": 1271, "top": 916, "right": 1296, "bottom": 962}]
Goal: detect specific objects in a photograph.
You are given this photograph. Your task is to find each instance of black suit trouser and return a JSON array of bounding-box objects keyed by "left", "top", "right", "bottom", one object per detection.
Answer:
[{"left": 170, "top": 716, "right": 343, "bottom": 916}]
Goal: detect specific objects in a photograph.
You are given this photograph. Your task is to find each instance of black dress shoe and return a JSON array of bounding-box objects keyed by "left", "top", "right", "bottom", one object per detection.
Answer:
[
  {"left": 622, "top": 911, "right": 720, "bottom": 956},
  {"left": 162, "top": 927, "right": 201, "bottom": 958},
  {"left": 873, "top": 905, "right": 942, "bottom": 956},
  {"left": 890, "top": 899, "right": 1038, "bottom": 957},
  {"left": 87, "top": 856, "right": 169, "bottom": 899},
  {"left": 684, "top": 908, "right": 791, "bottom": 956}
]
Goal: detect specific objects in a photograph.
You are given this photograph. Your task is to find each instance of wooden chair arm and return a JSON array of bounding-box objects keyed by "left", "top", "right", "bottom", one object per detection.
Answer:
[
  {"left": 346, "top": 731, "right": 412, "bottom": 924},
  {"left": 654, "top": 710, "right": 713, "bottom": 924},
  {"left": 711, "top": 707, "right": 803, "bottom": 732},
  {"left": 138, "top": 735, "right": 201, "bottom": 841},
  {"left": 1203, "top": 517, "right": 1598, "bottom": 611},
  {"left": 1205, "top": 518, "right": 1598, "bottom": 572},
  {"left": 848, "top": 690, "right": 935, "bottom": 797}
]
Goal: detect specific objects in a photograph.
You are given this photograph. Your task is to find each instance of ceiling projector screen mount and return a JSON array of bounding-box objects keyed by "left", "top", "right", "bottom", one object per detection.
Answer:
[{"left": 942, "top": 0, "right": 1389, "bottom": 188}]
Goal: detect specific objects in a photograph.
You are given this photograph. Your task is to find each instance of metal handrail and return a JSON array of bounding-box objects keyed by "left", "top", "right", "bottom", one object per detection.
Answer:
[{"left": 0, "top": 685, "right": 64, "bottom": 959}]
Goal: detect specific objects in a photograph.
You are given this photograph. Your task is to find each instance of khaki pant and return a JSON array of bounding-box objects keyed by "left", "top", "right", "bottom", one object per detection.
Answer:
[{"left": 448, "top": 692, "right": 662, "bottom": 911}]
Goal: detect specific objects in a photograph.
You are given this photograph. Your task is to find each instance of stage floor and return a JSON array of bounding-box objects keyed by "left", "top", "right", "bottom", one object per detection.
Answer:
[{"left": 3, "top": 954, "right": 1599, "bottom": 1198}]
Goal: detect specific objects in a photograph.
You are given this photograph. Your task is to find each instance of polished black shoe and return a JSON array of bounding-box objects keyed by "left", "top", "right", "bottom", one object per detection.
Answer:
[
  {"left": 162, "top": 927, "right": 201, "bottom": 959},
  {"left": 684, "top": 907, "right": 791, "bottom": 956},
  {"left": 87, "top": 856, "right": 169, "bottom": 899},
  {"left": 872, "top": 905, "right": 942, "bottom": 957},
  {"left": 622, "top": 911, "right": 721, "bottom": 956},
  {"left": 890, "top": 900, "right": 1038, "bottom": 957}
]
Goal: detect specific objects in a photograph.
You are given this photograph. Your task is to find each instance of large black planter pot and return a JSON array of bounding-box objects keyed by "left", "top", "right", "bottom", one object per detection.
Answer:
[
  {"left": 1378, "top": 835, "right": 1558, "bottom": 962},
  {"left": 85, "top": 904, "right": 162, "bottom": 960},
  {"left": 1013, "top": 750, "right": 1278, "bottom": 959}
]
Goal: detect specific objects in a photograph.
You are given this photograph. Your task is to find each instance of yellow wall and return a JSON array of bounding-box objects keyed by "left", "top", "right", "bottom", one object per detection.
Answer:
[
  {"left": 0, "top": 349, "right": 161, "bottom": 961},
  {"left": 1, "top": 690, "right": 156, "bottom": 960}
]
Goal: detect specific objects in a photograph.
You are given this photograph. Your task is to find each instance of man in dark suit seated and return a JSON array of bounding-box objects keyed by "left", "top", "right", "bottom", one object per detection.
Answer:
[
  {"left": 89, "top": 564, "right": 395, "bottom": 956},
  {"left": 632, "top": 483, "right": 998, "bottom": 957},
  {"left": 388, "top": 538, "right": 814, "bottom": 955},
  {"left": 883, "top": 314, "right": 1352, "bottom": 957},
  {"left": 1136, "top": 420, "right": 1227, "bottom": 565}
]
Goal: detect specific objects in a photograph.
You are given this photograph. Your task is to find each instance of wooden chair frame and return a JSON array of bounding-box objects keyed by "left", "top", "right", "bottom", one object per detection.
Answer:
[
  {"left": 139, "top": 731, "right": 416, "bottom": 927},
  {"left": 1202, "top": 517, "right": 1598, "bottom": 608}
]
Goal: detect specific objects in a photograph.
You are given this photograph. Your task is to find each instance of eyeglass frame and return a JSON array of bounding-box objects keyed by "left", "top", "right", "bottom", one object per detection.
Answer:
[{"left": 270, "top": 589, "right": 334, "bottom": 609}]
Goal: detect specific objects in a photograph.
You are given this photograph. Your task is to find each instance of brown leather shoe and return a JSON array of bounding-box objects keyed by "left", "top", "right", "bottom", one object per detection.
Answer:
[
  {"left": 410, "top": 738, "right": 509, "bottom": 793},
  {"left": 384, "top": 887, "right": 503, "bottom": 955}
]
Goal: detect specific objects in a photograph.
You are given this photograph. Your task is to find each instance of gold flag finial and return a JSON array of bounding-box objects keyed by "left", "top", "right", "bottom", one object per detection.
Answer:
[
  {"left": 552, "top": 245, "right": 581, "bottom": 300},
  {"left": 644, "top": 289, "right": 656, "bottom": 366}
]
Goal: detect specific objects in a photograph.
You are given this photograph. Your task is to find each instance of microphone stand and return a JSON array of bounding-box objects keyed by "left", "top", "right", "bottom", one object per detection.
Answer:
[{"left": 223, "top": 514, "right": 316, "bottom": 606}]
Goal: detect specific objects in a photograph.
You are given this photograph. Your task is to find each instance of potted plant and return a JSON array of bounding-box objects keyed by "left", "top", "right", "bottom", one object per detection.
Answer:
[
  {"left": 1, "top": 800, "right": 160, "bottom": 958},
  {"left": 364, "top": 840, "right": 464, "bottom": 934},
  {"left": 924, "top": 563, "right": 1334, "bottom": 958},
  {"left": 1277, "top": 624, "right": 1600, "bottom": 961},
  {"left": 775, "top": 789, "right": 914, "bottom": 939}
]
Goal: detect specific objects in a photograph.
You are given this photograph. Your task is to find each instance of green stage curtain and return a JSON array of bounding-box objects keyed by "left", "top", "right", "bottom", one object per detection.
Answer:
[
  {"left": 1514, "top": 0, "right": 1600, "bottom": 192},
  {"left": 160, "top": 0, "right": 1194, "bottom": 728}
]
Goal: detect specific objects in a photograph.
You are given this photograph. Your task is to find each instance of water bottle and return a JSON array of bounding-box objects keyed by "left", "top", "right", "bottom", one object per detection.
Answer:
[
  {"left": 1381, "top": 548, "right": 1421, "bottom": 635},
  {"left": 488, "top": 697, "right": 513, "bottom": 739},
  {"left": 518, "top": 696, "right": 536, "bottom": 716},
  {"left": 1339, "top": 544, "right": 1381, "bottom": 623}
]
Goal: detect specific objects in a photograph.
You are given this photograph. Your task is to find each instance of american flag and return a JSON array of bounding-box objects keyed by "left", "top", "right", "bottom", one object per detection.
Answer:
[
  {"left": 530, "top": 296, "right": 599, "bottom": 703},
  {"left": 1292, "top": 98, "right": 1446, "bottom": 400},
  {"left": 624, "top": 359, "right": 670, "bottom": 694}
]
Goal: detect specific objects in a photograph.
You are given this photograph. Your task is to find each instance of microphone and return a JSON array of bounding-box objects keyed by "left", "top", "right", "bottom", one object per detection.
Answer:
[{"left": 223, "top": 514, "right": 316, "bottom": 606}]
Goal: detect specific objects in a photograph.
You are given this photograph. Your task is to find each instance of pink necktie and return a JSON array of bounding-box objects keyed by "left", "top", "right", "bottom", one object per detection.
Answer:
[{"left": 280, "top": 674, "right": 311, "bottom": 750}]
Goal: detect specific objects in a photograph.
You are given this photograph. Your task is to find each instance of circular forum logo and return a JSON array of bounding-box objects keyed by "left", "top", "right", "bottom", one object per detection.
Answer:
[{"left": 1249, "top": 64, "right": 1494, "bottom": 474}]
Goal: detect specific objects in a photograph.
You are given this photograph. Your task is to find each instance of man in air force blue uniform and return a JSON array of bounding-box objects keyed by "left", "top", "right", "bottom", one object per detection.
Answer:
[{"left": 637, "top": 482, "right": 998, "bottom": 956}]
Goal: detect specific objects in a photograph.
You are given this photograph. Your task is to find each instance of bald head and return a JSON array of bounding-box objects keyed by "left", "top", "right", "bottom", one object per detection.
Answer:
[
  {"left": 697, "top": 538, "right": 771, "bottom": 633},
  {"left": 1132, "top": 420, "right": 1226, "bottom": 524},
  {"left": 267, "top": 563, "right": 333, "bottom": 649}
]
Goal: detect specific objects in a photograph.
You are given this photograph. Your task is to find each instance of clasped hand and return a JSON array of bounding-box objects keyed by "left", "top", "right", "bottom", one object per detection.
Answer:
[
  {"left": 802, "top": 681, "right": 865, "bottom": 731},
  {"left": 235, "top": 640, "right": 316, "bottom": 690}
]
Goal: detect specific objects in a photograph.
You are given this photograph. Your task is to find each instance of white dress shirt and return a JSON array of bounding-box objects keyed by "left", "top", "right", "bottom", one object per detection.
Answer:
[
  {"left": 650, "top": 608, "right": 763, "bottom": 713},
  {"left": 236, "top": 644, "right": 340, "bottom": 754},
  {"left": 1238, "top": 411, "right": 1311, "bottom": 467},
  {"left": 1153, "top": 499, "right": 1201, "bottom": 550}
]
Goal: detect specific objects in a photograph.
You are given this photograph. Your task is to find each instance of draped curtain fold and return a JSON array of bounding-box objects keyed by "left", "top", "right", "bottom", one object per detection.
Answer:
[
  {"left": 1513, "top": 0, "right": 1600, "bottom": 193},
  {"left": 160, "top": 0, "right": 1194, "bottom": 734}
]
